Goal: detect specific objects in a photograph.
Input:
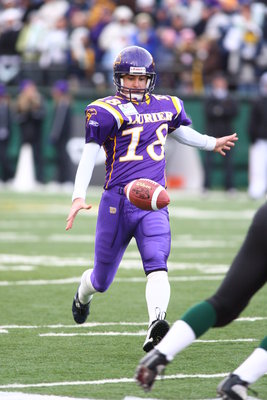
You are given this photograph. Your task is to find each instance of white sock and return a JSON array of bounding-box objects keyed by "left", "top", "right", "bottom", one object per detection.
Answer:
[
  {"left": 156, "top": 320, "right": 196, "bottom": 361},
  {"left": 146, "top": 270, "right": 170, "bottom": 326},
  {"left": 234, "top": 347, "right": 267, "bottom": 384},
  {"left": 78, "top": 269, "right": 97, "bottom": 304}
]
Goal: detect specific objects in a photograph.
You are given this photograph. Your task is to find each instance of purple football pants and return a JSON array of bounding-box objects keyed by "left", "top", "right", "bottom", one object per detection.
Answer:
[{"left": 90, "top": 186, "right": 171, "bottom": 293}]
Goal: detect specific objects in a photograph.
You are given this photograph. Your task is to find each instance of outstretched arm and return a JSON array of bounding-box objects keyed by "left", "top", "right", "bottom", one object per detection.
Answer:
[
  {"left": 66, "top": 141, "right": 100, "bottom": 230},
  {"left": 169, "top": 125, "right": 238, "bottom": 155}
]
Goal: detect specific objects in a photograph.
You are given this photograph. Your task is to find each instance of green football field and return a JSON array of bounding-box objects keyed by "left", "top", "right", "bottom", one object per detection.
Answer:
[{"left": 0, "top": 188, "right": 266, "bottom": 400}]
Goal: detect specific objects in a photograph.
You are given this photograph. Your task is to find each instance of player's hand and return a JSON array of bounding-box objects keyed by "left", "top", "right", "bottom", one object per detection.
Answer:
[
  {"left": 214, "top": 133, "right": 238, "bottom": 156},
  {"left": 66, "top": 197, "right": 92, "bottom": 231}
]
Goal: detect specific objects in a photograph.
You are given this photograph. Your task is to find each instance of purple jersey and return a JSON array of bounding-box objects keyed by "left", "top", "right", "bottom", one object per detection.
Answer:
[{"left": 85, "top": 93, "right": 192, "bottom": 189}]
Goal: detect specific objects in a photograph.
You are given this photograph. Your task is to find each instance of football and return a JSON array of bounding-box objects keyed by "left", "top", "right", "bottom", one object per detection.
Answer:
[{"left": 124, "top": 178, "right": 170, "bottom": 211}]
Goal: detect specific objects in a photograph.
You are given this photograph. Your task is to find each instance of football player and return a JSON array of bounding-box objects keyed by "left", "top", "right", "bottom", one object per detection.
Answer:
[
  {"left": 66, "top": 46, "right": 238, "bottom": 352},
  {"left": 136, "top": 201, "right": 267, "bottom": 399}
]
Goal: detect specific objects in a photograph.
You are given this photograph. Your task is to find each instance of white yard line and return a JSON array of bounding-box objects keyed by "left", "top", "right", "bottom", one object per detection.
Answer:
[
  {"left": 0, "top": 395, "right": 261, "bottom": 400},
  {"left": 0, "top": 253, "right": 232, "bottom": 274},
  {"left": 0, "top": 277, "right": 81, "bottom": 286},
  {"left": 0, "top": 266, "right": 35, "bottom": 271},
  {"left": 0, "top": 393, "right": 100, "bottom": 400},
  {"left": 0, "top": 254, "right": 90, "bottom": 267},
  {"left": 0, "top": 233, "right": 241, "bottom": 248},
  {"left": 39, "top": 333, "right": 260, "bottom": 343},
  {"left": 39, "top": 331, "right": 147, "bottom": 337},
  {"left": 0, "top": 373, "right": 228, "bottom": 390},
  {"left": 0, "top": 263, "right": 229, "bottom": 273},
  {"left": 0, "top": 322, "right": 147, "bottom": 329},
  {"left": 0, "top": 317, "right": 265, "bottom": 332},
  {"left": 0, "top": 275, "right": 226, "bottom": 286}
]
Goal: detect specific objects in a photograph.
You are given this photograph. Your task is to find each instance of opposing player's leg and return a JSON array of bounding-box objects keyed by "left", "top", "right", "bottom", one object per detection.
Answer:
[
  {"left": 136, "top": 203, "right": 267, "bottom": 390},
  {"left": 217, "top": 336, "right": 267, "bottom": 400},
  {"left": 135, "top": 208, "right": 171, "bottom": 351},
  {"left": 136, "top": 303, "right": 215, "bottom": 390},
  {"left": 208, "top": 200, "right": 267, "bottom": 328},
  {"left": 72, "top": 190, "right": 131, "bottom": 323}
]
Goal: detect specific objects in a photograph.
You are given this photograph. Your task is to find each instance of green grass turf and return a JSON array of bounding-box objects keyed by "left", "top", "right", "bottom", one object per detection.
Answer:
[{"left": 0, "top": 188, "right": 266, "bottom": 399}]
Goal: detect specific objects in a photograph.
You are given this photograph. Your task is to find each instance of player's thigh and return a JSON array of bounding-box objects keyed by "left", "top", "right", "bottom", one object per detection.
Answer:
[{"left": 135, "top": 208, "right": 171, "bottom": 274}]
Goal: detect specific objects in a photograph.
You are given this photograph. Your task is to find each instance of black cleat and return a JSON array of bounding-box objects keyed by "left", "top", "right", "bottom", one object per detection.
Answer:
[
  {"left": 217, "top": 374, "right": 249, "bottom": 400},
  {"left": 72, "top": 290, "right": 90, "bottom": 324},
  {"left": 135, "top": 348, "right": 169, "bottom": 391},
  {"left": 143, "top": 319, "right": 170, "bottom": 352}
]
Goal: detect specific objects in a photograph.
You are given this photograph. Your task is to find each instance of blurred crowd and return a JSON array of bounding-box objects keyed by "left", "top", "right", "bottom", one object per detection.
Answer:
[
  {"left": 1, "top": 0, "right": 267, "bottom": 199},
  {"left": 0, "top": 0, "right": 267, "bottom": 93}
]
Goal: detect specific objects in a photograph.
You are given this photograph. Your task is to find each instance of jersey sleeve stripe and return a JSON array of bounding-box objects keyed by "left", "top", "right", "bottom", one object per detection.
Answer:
[
  {"left": 170, "top": 96, "right": 182, "bottom": 115},
  {"left": 92, "top": 100, "right": 124, "bottom": 129}
]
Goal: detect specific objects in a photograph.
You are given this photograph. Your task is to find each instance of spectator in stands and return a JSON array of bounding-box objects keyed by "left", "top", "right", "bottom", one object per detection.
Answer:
[
  {"left": 0, "top": 83, "right": 14, "bottom": 184},
  {"left": 197, "top": 35, "right": 224, "bottom": 89},
  {"left": 0, "top": 0, "right": 23, "bottom": 33},
  {"left": 135, "top": 0, "right": 155, "bottom": 15},
  {"left": 98, "top": 5, "right": 136, "bottom": 83},
  {"left": 2, "top": 0, "right": 267, "bottom": 94},
  {"left": 49, "top": 80, "right": 73, "bottom": 186},
  {"left": 66, "top": 0, "right": 90, "bottom": 17},
  {"left": 155, "top": 27, "right": 179, "bottom": 88},
  {"left": 248, "top": 71, "right": 267, "bottom": 200},
  {"left": 16, "top": 10, "right": 46, "bottom": 84},
  {"left": 38, "top": 15, "right": 69, "bottom": 84},
  {"left": 0, "top": 5, "right": 23, "bottom": 85},
  {"left": 33, "top": 0, "right": 69, "bottom": 29},
  {"left": 222, "top": 2, "right": 263, "bottom": 93},
  {"left": 175, "top": 27, "right": 199, "bottom": 94},
  {"left": 154, "top": 6, "right": 170, "bottom": 29},
  {"left": 15, "top": 79, "right": 46, "bottom": 183},
  {"left": 173, "top": 0, "right": 204, "bottom": 29},
  {"left": 131, "top": 13, "right": 158, "bottom": 56},
  {"left": 86, "top": 1, "right": 115, "bottom": 67},
  {"left": 193, "top": 4, "right": 220, "bottom": 37},
  {"left": 68, "top": 10, "right": 95, "bottom": 85},
  {"left": 203, "top": 73, "right": 239, "bottom": 192}
]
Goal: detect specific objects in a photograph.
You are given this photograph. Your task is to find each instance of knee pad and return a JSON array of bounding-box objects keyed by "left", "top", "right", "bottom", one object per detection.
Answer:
[
  {"left": 90, "top": 269, "right": 111, "bottom": 293},
  {"left": 138, "top": 211, "right": 171, "bottom": 274},
  {"left": 142, "top": 242, "right": 169, "bottom": 275}
]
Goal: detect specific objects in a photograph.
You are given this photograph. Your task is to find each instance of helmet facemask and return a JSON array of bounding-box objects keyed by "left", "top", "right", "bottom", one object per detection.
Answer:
[{"left": 117, "top": 74, "right": 153, "bottom": 101}]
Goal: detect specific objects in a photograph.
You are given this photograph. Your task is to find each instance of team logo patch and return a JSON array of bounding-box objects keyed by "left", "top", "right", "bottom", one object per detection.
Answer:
[
  {"left": 109, "top": 207, "right": 117, "bottom": 214},
  {"left": 86, "top": 108, "right": 97, "bottom": 124},
  {"left": 118, "top": 102, "right": 138, "bottom": 116},
  {"left": 88, "top": 120, "right": 99, "bottom": 127}
]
